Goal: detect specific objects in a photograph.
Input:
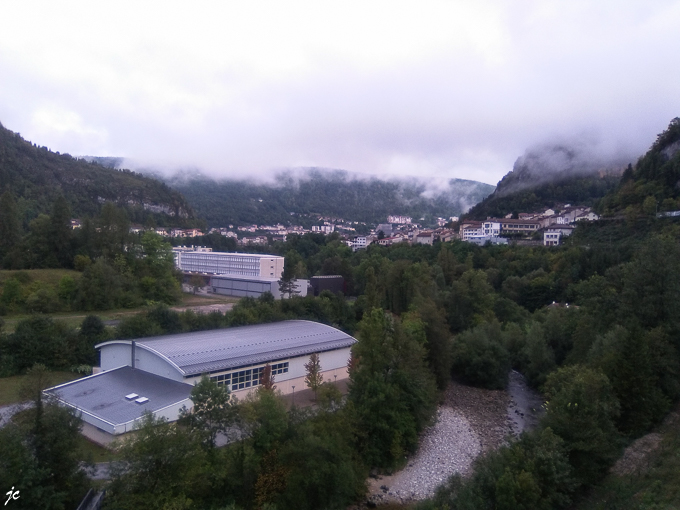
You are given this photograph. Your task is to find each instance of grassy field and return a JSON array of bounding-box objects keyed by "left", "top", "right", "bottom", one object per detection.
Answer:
[
  {"left": 0, "top": 371, "right": 82, "bottom": 406},
  {"left": 0, "top": 268, "right": 82, "bottom": 287},
  {"left": 0, "top": 273, "right": 239, "bottom": 333}
]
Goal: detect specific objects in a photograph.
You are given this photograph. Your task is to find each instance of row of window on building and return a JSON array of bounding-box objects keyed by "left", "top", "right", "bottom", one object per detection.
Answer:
[{"left": 210, "top": 362, "right": 289, "bottom": 391}]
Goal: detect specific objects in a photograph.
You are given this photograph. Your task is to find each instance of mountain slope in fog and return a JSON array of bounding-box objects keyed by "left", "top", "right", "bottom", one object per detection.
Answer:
[
  {"left": 166, "top": 169, "right": 495, "bottom": 227},
  {"left": 0, "top": 123, "right": 195, "bottom": 224},
  {"left": 466, "top": 142, "right": 628, "bottom": 220}
]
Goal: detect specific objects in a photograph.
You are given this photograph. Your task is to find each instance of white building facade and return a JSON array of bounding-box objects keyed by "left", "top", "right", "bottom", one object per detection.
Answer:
[{"left": 173, "top": 249, "right": 285, "bottom": 278}]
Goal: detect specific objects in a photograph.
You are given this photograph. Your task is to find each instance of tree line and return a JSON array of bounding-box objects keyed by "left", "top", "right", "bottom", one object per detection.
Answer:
[
  {"left": 2, "top": 177, "right": 680, "bottom": 508},
  {"left": 0, "top": 194, "right": 182, "bottom": 314}
]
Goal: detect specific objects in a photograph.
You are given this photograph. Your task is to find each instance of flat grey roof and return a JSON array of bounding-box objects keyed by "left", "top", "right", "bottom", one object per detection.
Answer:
[
  {"left": 45, "top": 366, "right": 193, "bottom": 427},
  {"left": 181, "top": 252, "right": 282, "bottom": 259},
  {"left": 97, "top": 320, "right": 356, "bottom": 377}
]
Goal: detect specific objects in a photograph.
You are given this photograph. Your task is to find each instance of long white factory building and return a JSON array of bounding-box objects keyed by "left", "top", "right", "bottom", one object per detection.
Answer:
[{"left": 173, "top": 248, "right": 285, "bottom": 278}]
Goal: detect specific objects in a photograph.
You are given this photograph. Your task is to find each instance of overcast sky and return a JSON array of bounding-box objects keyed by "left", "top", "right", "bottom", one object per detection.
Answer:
[{"left": 1, "top": 1, "right": 679, "bottom": 185}]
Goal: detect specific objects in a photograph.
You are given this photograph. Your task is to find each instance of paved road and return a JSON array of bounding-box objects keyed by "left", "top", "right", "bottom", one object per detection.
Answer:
[
  {"left": 90, "top": 462, "right": 115, "bottom": 480},
  {"left": 0, "top": 402, "right": 31, "bottom": 428}
]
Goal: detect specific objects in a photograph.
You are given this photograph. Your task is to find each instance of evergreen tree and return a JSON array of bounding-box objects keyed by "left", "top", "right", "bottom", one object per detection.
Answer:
[
  {"left": 0, "top": 191, "right": 21, "bottom": 264},
  {"left": 348, "top": 309, "right": 436, "bottom": 468},
  {"left": 278, "top": 250, "right": 302, "bottom": 299},
  {"left": 50, "top": 195, "right": 73, "bottom": 267}
]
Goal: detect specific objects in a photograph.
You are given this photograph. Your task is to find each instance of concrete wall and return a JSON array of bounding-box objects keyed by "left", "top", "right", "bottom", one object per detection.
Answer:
[
  {"left": 100, "top": 343, "right": 132, "bottom": 372},
  {"left": 113, "top": 398, "right": 193, "bottom": 434},
  {"left": 259, "top": 257, "right": 285, "bottom": 278},
  {"left": 187, "top": 346, "right": 353, "bottom": 399},
  {"left": 99, "top": 343, "right": 184, "bottom": 381},
  {"left": 211, "top": 276, "right": 308, "bottom": 299},
  {"left": 56, "top": 401, "right": 117, "bottom": 435}
]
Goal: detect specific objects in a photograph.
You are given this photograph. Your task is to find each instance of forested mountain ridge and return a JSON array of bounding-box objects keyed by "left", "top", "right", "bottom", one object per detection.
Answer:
[
  {"left": 599, "top": 117, "right": 680, "bottom": 215},
  {"left": 0, "top": 123, "right": 196, "bottom": 226},
  {"left": 165, "top": 169, "right": 495, "bottom": 227},
  {"left": 466, "top": 143, "right": 626, "bottom": 220}
]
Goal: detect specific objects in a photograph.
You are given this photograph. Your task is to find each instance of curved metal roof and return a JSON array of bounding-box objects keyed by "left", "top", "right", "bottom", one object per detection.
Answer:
[{"left": 97, "top": 320, "right": 356, "bottom": 377}]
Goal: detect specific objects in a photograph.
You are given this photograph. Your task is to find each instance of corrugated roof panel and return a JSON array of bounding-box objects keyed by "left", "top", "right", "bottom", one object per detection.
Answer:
[{"left": 135, "top": 320, "right": 356, "bottom": 376}]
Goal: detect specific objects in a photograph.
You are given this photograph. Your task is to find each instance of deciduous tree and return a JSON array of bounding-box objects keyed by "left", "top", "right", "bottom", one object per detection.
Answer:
[{"left": 304, "top": 353, "right": 323, "bottom": 401}]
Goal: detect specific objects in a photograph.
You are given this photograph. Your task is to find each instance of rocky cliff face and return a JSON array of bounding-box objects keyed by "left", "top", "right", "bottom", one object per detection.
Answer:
[{"left": 494, "top": 143, "right": 626, "bottom": 198}]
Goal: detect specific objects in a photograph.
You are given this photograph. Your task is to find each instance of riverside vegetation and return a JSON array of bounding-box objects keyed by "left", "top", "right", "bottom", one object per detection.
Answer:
[{"left": 0, "top": 119, "right": 679, "bottom": 509}]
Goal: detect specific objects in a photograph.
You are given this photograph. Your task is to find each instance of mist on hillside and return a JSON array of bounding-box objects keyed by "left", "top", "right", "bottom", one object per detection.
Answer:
[{"left": 494, "top": 136, "right": 635, "bottom": 197}]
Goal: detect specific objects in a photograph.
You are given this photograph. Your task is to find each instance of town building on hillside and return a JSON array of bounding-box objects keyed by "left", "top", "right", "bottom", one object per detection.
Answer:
[
  {"left": 544, "top": 231, "right": 561, "bottom": 246},
  {"left": 575, "top": 211, "right": 599, "bottom": 222},
  {"left": 437, "top": 229, "right": 457, "bottom": 243},
  {"left": 461, "top": 221, "right": 484, "bottom": 241},
  {"left": 482, "top": 221, "right": 501, "bottom": 237},
  {"left": 377, "top": 236, "right": 398, "bottom": 246},
  {"left": 376, "top": 223, "right": 393, "bottom": 236},
  {"left": 496, "top": 218, "right": 541, "bottom": 235},
  {"left": 543, "top": 225, "right": 576, "bottom": 246},
  {"left": 45, "top": 321, "right": 356, "bottom": 441},
  {"left": 387, "top": 215, "right": 412, "bottom": 224},
  {"left": 239, "top": 236, "right": 269, "bottom": 246},
  {"left": 467, "top": 236, "right": 508, "bottom": 246},
  {"left": 414, "top": 231, "right": 435, "bottom": 245},
  {"left": 351, "top": 236, "right": 370, "bottom": 251}
]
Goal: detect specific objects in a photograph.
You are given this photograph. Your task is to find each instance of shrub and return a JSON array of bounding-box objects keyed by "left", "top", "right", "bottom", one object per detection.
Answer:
[{"left": 450, "top": 320, "right": 510, "bottom": 389}]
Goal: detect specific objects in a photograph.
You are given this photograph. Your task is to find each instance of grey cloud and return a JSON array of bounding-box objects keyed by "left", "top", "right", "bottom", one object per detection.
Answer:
[{"left": 1, "top": 1, "right": 679, "bottom": 188}]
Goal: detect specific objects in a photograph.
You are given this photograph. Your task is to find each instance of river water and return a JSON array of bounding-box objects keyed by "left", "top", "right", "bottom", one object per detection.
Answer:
[{"left": 506, "top": 370, "right": 545, "bottom": 435}]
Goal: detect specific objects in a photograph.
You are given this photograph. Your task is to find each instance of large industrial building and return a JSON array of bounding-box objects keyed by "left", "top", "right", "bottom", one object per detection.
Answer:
[
  {"left": 210, "top": 274, "right": 308, "bottom": 299},
  {"left": 45, "top": 321, "right": 356, "bottom": 438},
  {"left": 173, "top": 248, "right": 285, "bottom": 278}
]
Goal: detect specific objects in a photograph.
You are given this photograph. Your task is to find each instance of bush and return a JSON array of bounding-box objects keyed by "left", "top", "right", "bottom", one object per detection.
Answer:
[
  {"left": 542, "top": 365, "right": 621, "bottom": 484},
  {"left": 429, "top": 428, "right": 575, "bottom": 510},
  {"left": 450, "top": 320, "right": 510, "bottom": 389}
]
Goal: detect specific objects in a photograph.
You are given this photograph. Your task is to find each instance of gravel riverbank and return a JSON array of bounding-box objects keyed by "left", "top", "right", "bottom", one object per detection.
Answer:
[{"left": 366, "top": 381, "right": 515, "bottom": 505}]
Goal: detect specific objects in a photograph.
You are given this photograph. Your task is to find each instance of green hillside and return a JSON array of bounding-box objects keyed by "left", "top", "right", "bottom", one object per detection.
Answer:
[
  {"left": 466, "top": 144, "right": 625, "bottom": 220},
  {"left": 0, "top": 122, "right": 196, "bottom": 226},
  {"left": 600, "top": 117, "right": 680, "bottom": 216},
  {"left": 167, "top": 169, "right": 495, "bottom": 227}
]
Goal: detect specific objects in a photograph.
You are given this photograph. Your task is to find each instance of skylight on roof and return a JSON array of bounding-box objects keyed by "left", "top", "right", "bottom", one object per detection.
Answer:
[
  {"left": 125, "top": 393, "right": 139, "bottom": 400},
  {"left": 135, "top": 397, "right": 149, "bottom": 404}
]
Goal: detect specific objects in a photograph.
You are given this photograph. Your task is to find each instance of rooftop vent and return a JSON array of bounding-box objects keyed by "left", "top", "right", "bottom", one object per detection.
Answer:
[
  {"left": 135, "top": 397, "right": 149, "bottom": 404},
  {"left": 125, "top": 393, "right": 139, "bottom": 400}
]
